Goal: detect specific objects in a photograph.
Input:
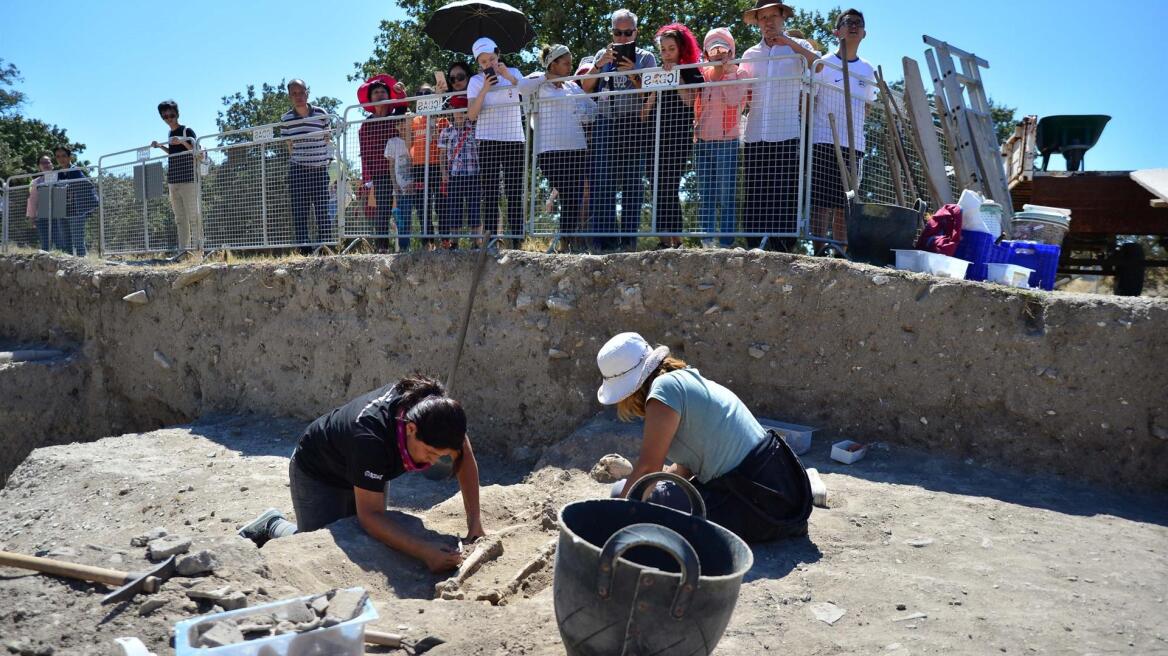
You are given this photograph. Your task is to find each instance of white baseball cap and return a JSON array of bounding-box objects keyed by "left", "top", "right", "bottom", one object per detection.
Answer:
[
  {"left": 472, "top": 37, "right": 498, "bottom": 59},
  {"left": 596, "top": 332, "right": 670, "bottom": 405}
]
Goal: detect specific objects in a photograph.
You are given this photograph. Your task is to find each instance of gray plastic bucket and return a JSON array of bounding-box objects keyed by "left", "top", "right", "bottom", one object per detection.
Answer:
[{"left": 553, "top": 473, "right": 753, "bottom": 656}]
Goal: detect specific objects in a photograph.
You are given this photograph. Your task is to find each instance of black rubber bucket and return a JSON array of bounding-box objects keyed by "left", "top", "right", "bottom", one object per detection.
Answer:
[
  {"left": 554, "top": 473, "right": 753, "bottom": 656},
  {"left": 846, "top": 198, "right": 925, "bottom": 266}
]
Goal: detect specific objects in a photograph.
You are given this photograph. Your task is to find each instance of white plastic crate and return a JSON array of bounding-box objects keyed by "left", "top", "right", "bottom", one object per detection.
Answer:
[
  {"left": 985, "top": 263, "right": 1034, "bottom": 288},
  {"left": 758, "top": 418, "right": 816, "bottom": 455},
  {"left": 174, "top": 588, "right": 377, "bottom": 656}
]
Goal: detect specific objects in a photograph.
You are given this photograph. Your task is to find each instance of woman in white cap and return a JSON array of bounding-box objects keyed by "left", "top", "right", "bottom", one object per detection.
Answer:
[
  {"left": 529, "top": 44, "right": 596, "bottom": 251},
  {"left": 596, "top": 332, "right": 812, "bottom": 542},
  {"left": 466, "top": 36, "right": 540, "bottom": 246}
]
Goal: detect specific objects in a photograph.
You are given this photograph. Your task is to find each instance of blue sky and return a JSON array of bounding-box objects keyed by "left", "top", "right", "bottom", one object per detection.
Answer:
[{"left": 2, "top": 0, "right": 1163, "bottom": 172}]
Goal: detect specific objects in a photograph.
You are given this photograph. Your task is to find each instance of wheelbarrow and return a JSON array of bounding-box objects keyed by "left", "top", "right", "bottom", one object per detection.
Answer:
[{"left": 553, "top": 473, "right": 753, "bottom": 656}]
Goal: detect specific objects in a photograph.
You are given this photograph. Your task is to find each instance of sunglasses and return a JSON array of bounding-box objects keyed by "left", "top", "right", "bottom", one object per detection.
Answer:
[
  {"left": 161, "top": 113, "right": 177, "bottom": 119},
  {"left": 450, "top": 73, "right": 468, "bottom": 82},
  {"left": 612, "top": 28, "right": 635, "bottom": 37},
  {"left": 839, "top": 18, "right": 864, "bottom": 28}
]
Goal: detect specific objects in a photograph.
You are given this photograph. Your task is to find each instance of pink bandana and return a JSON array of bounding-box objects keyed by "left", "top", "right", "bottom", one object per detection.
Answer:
[{"left": 396, "top": 411, "right": 429, "bottom": 473}]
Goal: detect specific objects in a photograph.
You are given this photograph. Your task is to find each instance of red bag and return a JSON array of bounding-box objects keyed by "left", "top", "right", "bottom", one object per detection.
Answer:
[{"left": 915, "top": 203, "right": 963, "bottom": 256}]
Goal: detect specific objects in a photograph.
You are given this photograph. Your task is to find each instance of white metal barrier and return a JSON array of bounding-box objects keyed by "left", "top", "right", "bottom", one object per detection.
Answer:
[
  {"left": 97, "top": 138, "right": 196, "bottom": 255},
  {"left": 195, "top": 114, "right": 341, "bottom": 252}
]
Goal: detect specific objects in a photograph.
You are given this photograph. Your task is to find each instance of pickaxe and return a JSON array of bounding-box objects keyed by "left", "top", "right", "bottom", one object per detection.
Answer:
[{"left": 0, "top": 550, "right": 176, "bottom": 604}]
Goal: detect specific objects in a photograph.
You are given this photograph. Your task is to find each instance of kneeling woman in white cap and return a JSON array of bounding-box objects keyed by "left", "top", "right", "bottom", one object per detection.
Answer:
[
  {"left": 238, "top": 375, "right": 483, "bottom": 573},
  {"left": 597, "top": 332, "right": 812, "bottom": 542}
]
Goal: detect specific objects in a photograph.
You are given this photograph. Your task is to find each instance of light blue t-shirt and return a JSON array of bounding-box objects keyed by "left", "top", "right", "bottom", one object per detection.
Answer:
[{"left": 648, "top": 368, "right": 767, "bottom": 483}]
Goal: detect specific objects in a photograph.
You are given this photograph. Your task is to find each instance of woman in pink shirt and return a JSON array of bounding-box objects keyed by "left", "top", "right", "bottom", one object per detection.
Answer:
[{"left": 695, "top": 28, "right": 748, "bottom": 247}]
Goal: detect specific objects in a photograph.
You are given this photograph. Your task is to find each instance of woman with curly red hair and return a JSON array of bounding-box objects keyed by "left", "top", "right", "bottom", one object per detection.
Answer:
[{"left": 642, "top": 23, "right": 703, "bottom": 248}]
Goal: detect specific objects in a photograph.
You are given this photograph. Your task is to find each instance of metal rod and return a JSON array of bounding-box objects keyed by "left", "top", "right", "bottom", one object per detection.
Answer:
[
  {"left": 259, "top": 146, "right": 269, "bottom": 246},
  {"left": 650, "top": 88, "right": 663, "bottom": 237}
]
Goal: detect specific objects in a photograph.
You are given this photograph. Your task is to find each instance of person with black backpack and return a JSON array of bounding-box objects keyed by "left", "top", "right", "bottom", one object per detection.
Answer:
[{"left": 53, "top": 146, "right": 98, "bottom": 257}]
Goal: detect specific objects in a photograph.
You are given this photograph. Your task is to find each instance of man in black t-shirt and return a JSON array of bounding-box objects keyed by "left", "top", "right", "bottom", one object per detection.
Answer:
[
  {"left": 152, "top": 99, "right": 201, "bottom": 252},
  {"left": 238, "top": 377, "right": 483, "bottom": 573}
]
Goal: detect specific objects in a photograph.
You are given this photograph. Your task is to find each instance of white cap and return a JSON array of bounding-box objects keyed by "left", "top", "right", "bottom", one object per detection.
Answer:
[
  {"left": 472, "top": 37, "right": 498, "bottom": 59},
  {"left": 596, "top": 332, "right": 670, "bottom": 405}
]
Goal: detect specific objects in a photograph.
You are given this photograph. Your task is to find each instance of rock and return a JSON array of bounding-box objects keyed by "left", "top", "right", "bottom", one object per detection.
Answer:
[
  {"left": 892, "top": 612, "right": 928, "bottom": 622},
  {"left": 196, "top": 620, "right": 244, "bottom": 648},
  {"left": 590, "top": 454, "right": 633, "bottom": 483},
  {"left": 147, "top": 535, "right": 191, "bottom": 560},
  {"left": 546, "top": 295, "right": 574, "bottom": 313},
  {"left": 809, "top": 601, "right": 846, "bottom": 625},
  {"left": 273, "top": 268, "right": 289, "bottom": 278},
  {"left": 171, "top": 264, "right": 218, "bottom": 290},
  {"left": 323, "top": 588, "right": 369, "bottom": 626},
  {"left": 310, "top": 594, "right": 330, "bottom": 615},
  {"left": 273, "top": 601, "right": 316, "bottom": 625},
  {"left": 274, "top": 621, "right": 297, "bottom": 635},
  {"left": 138, "top": 597, "right": 167, "bottom": 616},
  {"left": 704, "top": 304, "right": 721, "bottom": 315},
  {"left": 515, "top": 294, "right": 534, "bottom": 310},
  {"left": 153, "top": 350, "right": 173, "bottom": 370},
  {"left": 872, "top": 275, "right": 890, "bottom": 286},
  {"left": 614, "top": 285, "right": 645, "bottom": 313},
  {"left": 176, "top": 549, "right": 220, "bottom": 576},
  {"left": 748, "top": 346, "right": 766, "bottom": 359},
  {"left": 548, "top": 348, "right": 570, "bottom": 360},
  {"left": 905, "top": 537, "right": 934, "bottom": 548},
  {"left": 237, "top": 613, "right": 277, "bottom": 635},
  {"left": 122, "top": 290, "right": 149, "bottom": 305},
  {"left": 187, "top": 586, "right": 247, "bottom": 611}
]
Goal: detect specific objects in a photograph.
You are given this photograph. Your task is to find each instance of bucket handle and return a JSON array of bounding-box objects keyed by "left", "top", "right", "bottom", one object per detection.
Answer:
[
  {"left": 627, "top": 472, "right": 707, "bottom": 519},
  {"left": 596, "top": 523, "right": 700, "bottom": 620}
]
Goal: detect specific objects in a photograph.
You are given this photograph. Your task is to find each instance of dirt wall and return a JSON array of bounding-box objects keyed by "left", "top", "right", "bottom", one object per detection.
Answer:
[{"left": 1, "top": 251, "right": 1165, "bottom": 488}]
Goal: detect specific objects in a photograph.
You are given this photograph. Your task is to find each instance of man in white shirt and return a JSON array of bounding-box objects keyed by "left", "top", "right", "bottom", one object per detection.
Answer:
[
  {"left": 810, "top": 8, "right": 876, "bottom": 246},
  {"left": 739, "top": 0, "right": 819, "bottom": 249}
]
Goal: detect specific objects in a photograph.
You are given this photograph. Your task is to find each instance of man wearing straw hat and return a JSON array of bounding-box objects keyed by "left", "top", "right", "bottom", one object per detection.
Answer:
[{"left": 739, "top": 0, "right": 819, "bottom": 250}]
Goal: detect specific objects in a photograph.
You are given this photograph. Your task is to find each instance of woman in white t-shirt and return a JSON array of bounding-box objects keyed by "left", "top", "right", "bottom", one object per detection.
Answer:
[
  {"left": 529, "top": 44, "right": 596, "bottom": 250},
  {"left": 466, "top": 37, "right": 540, "bottom": 246}
]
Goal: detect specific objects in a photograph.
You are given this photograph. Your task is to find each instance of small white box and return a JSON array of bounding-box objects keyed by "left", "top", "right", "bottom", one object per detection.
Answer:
[
  {"left": 174, "top": 588, "right": 377, "bottom": 656},
  {"left": 830, "top": 440, "right": 868, "bottom": 464},
  {"left": 758, "top": 418, "right": 816, "bottom": 455},
  {"left": 985, "top": 263, "right": 1034, "bottom": 288},
  {"left": 893, "top": 249, "right": 970, "bottom": 279}
]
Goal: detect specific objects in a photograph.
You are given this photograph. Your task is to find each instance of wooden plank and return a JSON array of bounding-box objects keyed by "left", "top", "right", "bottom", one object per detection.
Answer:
[
  {"left": 902, "top": 57, "right": 954, "bottom": 206},
  {"left": 923, "top": 35, "right": 989, "bottom": 68},
  {"left": 923, "top": 49, "right": 972, "bottom": 190},
  {"left": 1025, "top": 173, "right": 1168, "bottom": 236}
]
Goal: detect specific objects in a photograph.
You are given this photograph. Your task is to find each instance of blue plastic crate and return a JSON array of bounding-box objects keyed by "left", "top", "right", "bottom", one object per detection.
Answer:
[
  {"left": 954, "top": 230, "right": 995, "bottom": 281},
  {"left": 992, "top": 241, "right": 1060, "bottom": 290}
]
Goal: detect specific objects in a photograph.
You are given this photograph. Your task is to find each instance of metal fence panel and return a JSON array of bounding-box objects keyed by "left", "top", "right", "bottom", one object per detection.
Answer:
[
  {"left": 98, "top": 139, "right": 200, "bottom": 256},
  {"left": 339, "top": 90, "right": 527, "bottom": 251},
  {"left": 196, "top": 115, "right": 341, "bottom": 252}
]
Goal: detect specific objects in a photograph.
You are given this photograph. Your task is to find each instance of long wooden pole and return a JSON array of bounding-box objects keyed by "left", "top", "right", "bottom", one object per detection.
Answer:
[{"left": 840, "top": 38, "right": 859, "bottom": 194}]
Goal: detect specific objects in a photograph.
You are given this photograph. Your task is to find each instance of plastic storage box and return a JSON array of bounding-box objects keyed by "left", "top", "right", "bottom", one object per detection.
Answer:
[
  {"left": 990, "top": 240, "right": 1060, "bottom": 291},
  {"left": 175, "top": 588, "right": 378, "bottom": 656},
  {"left": 1010, "top": 204, "right": 1071, "bottom": 247},
  {"left": 758, "top": 418, "right": 817, "bottom": 455},
  {"left": 953, "top": 230, "right": 995, "bottom": 281},
  {"left": 892, "top": 250, "right": 970, "bottom": 279},
  {"left": 830, "top": 440, "right": 868, "bottom": 464},
  {"left": 985, "top": 263, "right": 1034, "bottom": 288}
]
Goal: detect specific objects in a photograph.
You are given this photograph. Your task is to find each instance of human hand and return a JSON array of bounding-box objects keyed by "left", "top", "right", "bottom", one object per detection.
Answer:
[
  {"left": 662, "top": 62, "right": 674, "bottom": 72},
  {"left": 596, "top": 48, "right": 615, "bottom": 69},
  {"left": 151, "top": 140, "right": 161, "bottom": 148},
  {"left": 494, "top": 62, "right": 515, "bottom": 83},
  {"left": 435, "top": 79, "right": 449, "bottom": 94},
  {"left": 616, "top": 56, "right": 635, "bottom": 72},
  {"left": 393, "top": 81, "right": 407, "bottom": 96},
  {"left": 423, "top": 543, "right": 462, "bottom": 573},
  {"left": 465, "top": 522, "right": 485, "bottom": 542},
  {"left": 169, "top": 136, "right": 183, "bottom": 145}
]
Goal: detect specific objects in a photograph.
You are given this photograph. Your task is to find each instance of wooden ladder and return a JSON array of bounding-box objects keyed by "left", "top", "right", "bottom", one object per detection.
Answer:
[{"left": 923, "top": 35, "right": 1014, "bottom": 220}]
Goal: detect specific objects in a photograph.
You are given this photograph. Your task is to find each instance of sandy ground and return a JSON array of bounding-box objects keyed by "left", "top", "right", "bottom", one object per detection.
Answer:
[{"left": 1, "top": 414, "right": 1166, "bottom": 655}]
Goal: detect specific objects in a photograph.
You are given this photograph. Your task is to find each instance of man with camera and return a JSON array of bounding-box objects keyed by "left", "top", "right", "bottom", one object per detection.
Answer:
[{"left": 580, "top": 9, "right": 657, "bottom": 251}]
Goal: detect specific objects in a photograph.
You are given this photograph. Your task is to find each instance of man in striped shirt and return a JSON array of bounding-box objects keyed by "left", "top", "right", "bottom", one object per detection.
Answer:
[{"left": 282, "top": 79, "right": 335, "bottom": 251}]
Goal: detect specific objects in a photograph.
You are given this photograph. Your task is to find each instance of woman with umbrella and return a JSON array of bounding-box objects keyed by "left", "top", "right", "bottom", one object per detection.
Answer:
[
  {"left": 466, "top": 37, "right": 541, "bottom": 247},
  {"left": 357, "top": 75, "right": 409, "bottom": 252}
]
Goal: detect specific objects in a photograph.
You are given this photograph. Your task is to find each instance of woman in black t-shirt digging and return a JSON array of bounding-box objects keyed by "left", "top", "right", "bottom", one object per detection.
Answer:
[{"left": 238, "top": 375, "right": 483, "bottom": 573}]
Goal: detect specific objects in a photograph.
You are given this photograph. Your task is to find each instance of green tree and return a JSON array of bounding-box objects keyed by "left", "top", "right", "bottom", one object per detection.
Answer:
[
  {"left": 353, "top": 1, "right": 839, "bottom": 90},
  {"left": 215, "top": 80, "right": 341, "bottom": 144},
  {"left": 0, "top": 60, "right": 86, "bottom": 180}
]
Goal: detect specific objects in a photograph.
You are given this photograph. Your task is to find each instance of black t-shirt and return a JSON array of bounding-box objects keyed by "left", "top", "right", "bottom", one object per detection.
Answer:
[
  {"left": 292, "top": 383, "right": 406, "bottom": 491},
  {"left": 164, "top": 125, "right": 197, "bottom": 184},
  {"left": 658, "top": 67, "right": 704, "bottom": 148}
]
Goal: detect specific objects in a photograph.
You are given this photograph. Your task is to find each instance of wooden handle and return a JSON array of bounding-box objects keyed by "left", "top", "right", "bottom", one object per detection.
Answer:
[
  {"left": 0, "top": 550, "right": 132, "bottom": 587},
  {"left": 364, "top": 629, "right": 403, "bottom": 647}
]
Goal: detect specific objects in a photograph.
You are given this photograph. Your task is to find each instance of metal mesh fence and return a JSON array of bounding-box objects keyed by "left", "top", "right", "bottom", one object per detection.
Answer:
[
  {"left": 339, "top": 87, "right": 529, "bottom": 251},
  {"left": 526, "top": 54, "right": 806, "bottom": 249},
  {"left": 4, "top": 169, "right": 99, "bottom": 255},
  {"left": 98, "top": 144, "right": 191, "bottom": 255},
  {"left": 196, "top": 115, "right": 341, "bottom": 252},
  {"left": 3, "top": 173, "right": 42, "bottom": 252}
]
